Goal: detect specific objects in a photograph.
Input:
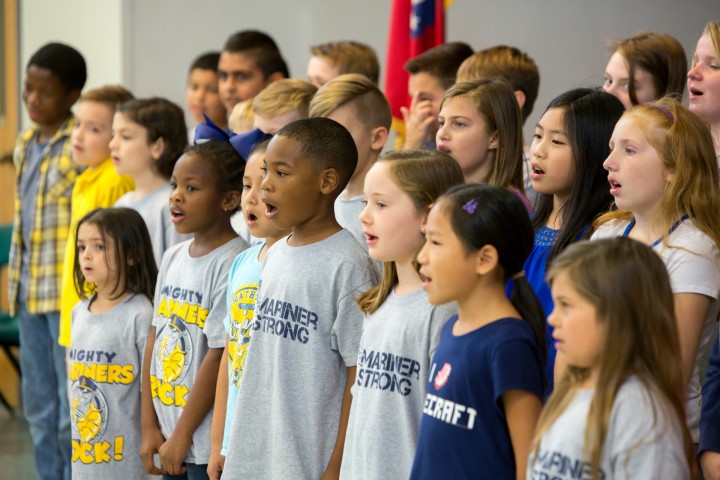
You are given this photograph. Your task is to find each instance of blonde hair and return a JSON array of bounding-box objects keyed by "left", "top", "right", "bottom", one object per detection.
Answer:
[
  {"left": 310, "top": 41, "right": 379, "bottom": 84},
  {"left": 532, "top": 238, "right": 695, "bottom": 480},
  {"left": 228, "top": 99, "right": 254, "bottom": 134},
  {"left": 441, "top": 79, "right": 524, "bottom": 191},
  {"left": 79, "top": 84, "right": 134, "bottom": 111},
  {"left": 595, "top": 97, "right": 720, "bottom": 249},
  {"left": 456, "top": 45, "right": 539, "bottom": 123},
  {"left": 252, "top": 79, "right": 317, "bottom": 119},
  {"left": 356, "top": 150, "right": 464, "bottom": 314},
  {"left": 309, "top": 73, "right": 391, "bottom": 131},
  {"left": 701, "top": 21, "right": 720, "bottom": 61}
]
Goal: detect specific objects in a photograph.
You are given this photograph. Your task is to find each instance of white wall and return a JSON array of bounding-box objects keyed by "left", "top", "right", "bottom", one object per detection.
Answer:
[
  {"left": 18, "top": 0, "right": 720, "bottom": 139},
  {"left": 19, "top": 0, "right": 124, "bottom": 129}
]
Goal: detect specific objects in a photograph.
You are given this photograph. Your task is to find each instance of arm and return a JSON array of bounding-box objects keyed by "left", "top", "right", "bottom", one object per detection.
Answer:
[
  {"left": 208, "top": 338, "right": 230, "bottom": 480},
  {"left": 321, "top": 366, "right": 356, "bottom": 480},
  {"left": 502, "top": 390, "right": 542, "bottom": 480},
  {"left": 400, "top": 94, "right": 438, "bottom": 150},
  {"left": 159, "top": 347, "right": 223, "bottom": 475},
  {"left": 701, "top": 339, "right": 720, "bottom": 480},
  {"left": 140, "top": 326, "right": 166, "bottom": 475},
  {"left": 674, "top": 292, "right": 712, "bottom": 389}
]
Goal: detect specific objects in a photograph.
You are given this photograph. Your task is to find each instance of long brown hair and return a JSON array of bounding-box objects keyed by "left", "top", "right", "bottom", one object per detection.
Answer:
[
  {"left": 532, "top": 238, "right": 695, "bottom": 480},
  {"left": 356, "top": 150, "right": 464, "bottom": 314}
]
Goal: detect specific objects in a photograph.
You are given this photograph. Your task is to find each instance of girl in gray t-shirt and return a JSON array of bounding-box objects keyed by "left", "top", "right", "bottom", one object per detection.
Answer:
[
  {"left": 529, "top": 238, "right": 694, "bottom": 480},
  {"left": 68, "top": 207, "right": 159, "bottom": 479}
]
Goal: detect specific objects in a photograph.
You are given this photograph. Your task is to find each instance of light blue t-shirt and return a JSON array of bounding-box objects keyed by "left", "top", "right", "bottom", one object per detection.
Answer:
[{"left": 222, "top": 242, "right": 264, "bottom": 454}]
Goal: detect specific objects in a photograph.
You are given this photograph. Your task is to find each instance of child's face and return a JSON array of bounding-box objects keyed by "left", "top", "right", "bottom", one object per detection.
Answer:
[
  {"left": 437, "top": 96, "right": 498, "bottom": 183},
  {"left": 77, "top": 222, "right": 118, "bottom": 297},
  {"left": 109, "top": 112, "right": 157, "bottom": 178},
  {"left": 170, "top": 152, "right": 232, "bottom": 236},
  {"left": 529, "top": 107, "right": 575, "bottom": 201},
  {"left": 22, "top": 65, "right": 76, "bottom": 127},
  {"left": 306, "top": 55, "right": 339, "bottom": 88},
  {"left": 548, "top": 270, "right": 605, "bottom": 379},
  {"left": 186, "top": 68, "right": 226, "bottom": 126},
  {"left": 261, "top": 136, "right": 326, "bottom": 231},
  {"left": 603, "top": 51, "right": 658, "bottom": 109},
  {"left": 242, "top": 150, "right": 287, "bottom": 239},
  {"left": 688, "top": 34, "right": 720, "bottom": 126},
  {"left": 603, "top": 115, "right": 670, "bottom": 218},
  {"left": 408, "top": 72, "right": 446, "bottom": 124},
  {"left": 218, "top": 51, "right": 268, "bottom": 112},
  {"left": 359, "top": 162, "right": 425, "bottom": 263},
  {"left": 327, "top": 102, "right": 384, "bottom": 181},
  {"left": 254, "top": 110, "right": 303, "bottom": 135},
  {"left": 417, "top": 201, "right": 478, "bottom": 306},
  {"left": 71, "top": 101, "right": 113, "bottom": 168}
]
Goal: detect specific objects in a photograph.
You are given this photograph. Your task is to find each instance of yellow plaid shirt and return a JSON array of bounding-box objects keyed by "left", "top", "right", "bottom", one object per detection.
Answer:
[{"left": 8, "top": 118, "right": 80, "bottom": 315}]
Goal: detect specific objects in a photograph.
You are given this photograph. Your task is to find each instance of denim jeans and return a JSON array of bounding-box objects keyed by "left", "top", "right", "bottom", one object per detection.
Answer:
[
  {"left": 162, "top": 463, "right": 209, "bottom": 480},
  {"left": 18, "top": 304, "right": 71, "bottom": 480}
]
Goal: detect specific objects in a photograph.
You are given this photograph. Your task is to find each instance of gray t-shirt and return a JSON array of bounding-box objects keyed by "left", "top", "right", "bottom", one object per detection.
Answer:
[
  {"left": 149, "top": 237, "right": 247, "bottom": 463},
  {"left": 114, "top": 184, "right": 190, "bottom": 267},
  {"left": 527, "top": 376, "right": 690, "bottom": 479},
  {"left": 340, "top": 289, "right": 456, "bottom": 480},
  {"left": 68, "top": 293, "right": 153, "bottom": 480},
  {"left": 334, "top": 193, "right": 366, "bottom": 248},
  {"left": 18, "top": 136, "right": 47, "bottom": 302},
  {"left": 222, "top": 229, "right": 378, "bottom": 480}
]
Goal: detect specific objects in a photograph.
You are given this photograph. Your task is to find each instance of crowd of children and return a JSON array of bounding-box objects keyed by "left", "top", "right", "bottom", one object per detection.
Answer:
[{"left": 6, "top": 20, "right": 720, "bottom": 480}]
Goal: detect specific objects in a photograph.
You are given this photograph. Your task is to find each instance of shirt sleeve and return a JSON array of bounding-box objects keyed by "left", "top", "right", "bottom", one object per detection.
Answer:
[{"left": 491, "top": 332, "right": 544, "bottom": 408}]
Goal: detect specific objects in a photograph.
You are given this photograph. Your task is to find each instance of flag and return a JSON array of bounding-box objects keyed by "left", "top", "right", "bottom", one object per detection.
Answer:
[{"left": 384, "top": 0, "right": 447, "bottom": 141}]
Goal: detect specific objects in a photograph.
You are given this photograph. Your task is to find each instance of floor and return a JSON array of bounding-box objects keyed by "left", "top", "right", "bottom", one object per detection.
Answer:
[{"left": 0, "top": 406, "right": 38, "bottom": 480}]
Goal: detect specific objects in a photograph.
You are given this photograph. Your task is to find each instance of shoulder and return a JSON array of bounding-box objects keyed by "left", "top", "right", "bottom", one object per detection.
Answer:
[
  {"left": 591, "top": 219, "right": 630, "bottom": 240},
  {"left": 610, "top": 376, "right": 678, "bottom": 437},
  {"left": 666, "top": 221, "right": 718, "bottom": 256}
]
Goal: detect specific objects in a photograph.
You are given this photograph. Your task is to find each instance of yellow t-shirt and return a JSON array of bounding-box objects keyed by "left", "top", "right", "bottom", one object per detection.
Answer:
[{"left": 59, "top": 158, "right": 134, "bottom": 346}]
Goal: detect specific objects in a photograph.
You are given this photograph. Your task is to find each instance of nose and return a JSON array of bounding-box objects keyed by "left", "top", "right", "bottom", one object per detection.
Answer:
[
  {"left": 547, "top": 307, "right": 559, "bottom": 328},
  {"left": 687, "top": 63, "right": 702, "bottom": 81},
  {"left": 358, "top": 201, "right": 371, "bottom": 225},
  {"left": 417, "top": 240, "right": 429, "bottom": 266},
  {"left": 109, "top": 135, "right": 117, "bottom": 150},
  {"left": 603, "top": 150, "right": 616, "bottom": 171},
  {"left": 436, "top": 123, "right": 448, "bottom": 143},
  {"left": 531, "top": 138, "right": 544, "bottom": 159}
]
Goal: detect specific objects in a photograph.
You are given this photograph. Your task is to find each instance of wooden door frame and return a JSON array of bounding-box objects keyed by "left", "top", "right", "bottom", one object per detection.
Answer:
[{"left": 0, "top": 0, "right": 18, "bottom": 163}]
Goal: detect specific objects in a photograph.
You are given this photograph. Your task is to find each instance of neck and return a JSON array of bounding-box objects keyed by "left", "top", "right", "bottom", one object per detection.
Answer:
[
  {"left": 548, "top": 193, "right": 569, "bottom": 229},
  {"left": 580, "top": 367, "right": 600, "bottom": 389},
  {"left": 464, "top": 153, "right": 494, "bottom": 184},
  {"left": 712, "top": 124, "right": 720, "bottom": 157},
  {"left": 90, "top": 290, "right": 129, "bottom": 314},
  {"left": 37, "top": 115, "right": 69, "bottom": 143},
  {"left": 287, "top": 204, "right": 342, "bottom": 247},
  {"left": 628, "top": 207, "right": 669, "bottom": 245},
  {"left": 394, "top": 258, "right": 423, "bottom": 296},
  {"left": 189, "top": 219, "right": 237, "bottom": 257},
  {"left": 344, "top": 155, "right": 378, "bottom": 199},
  {"left": 258, "top": 233, "right": 286, "bottom": 261},
  {"left": 455, "top": 277, "right": 518, "bottom": 334},
  {"left": 130, "top": 171, "right": 167, "bottom": 198}
]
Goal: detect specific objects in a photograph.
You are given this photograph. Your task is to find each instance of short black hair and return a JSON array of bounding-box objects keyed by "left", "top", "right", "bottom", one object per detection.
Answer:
[
  {"left": 183, "top": 141, "right": 245, "bottom": 213},
  {"left": 117, "top": 98, "right": 188, "bottom": 180},
  {"left": 404, "top": 42, "right": 474, "bottom": 90},
  {"left": 222, "top": 30, "right": 290, "bottom": 79},
  {"left": 276, "top": 117, "right": 357, "bottom": 191},
  {"left": 28, "top": 42, "right": 87, "bottom": 93},
  {"left": 189, "top": 51, "right": 220, "bottom": 72}
]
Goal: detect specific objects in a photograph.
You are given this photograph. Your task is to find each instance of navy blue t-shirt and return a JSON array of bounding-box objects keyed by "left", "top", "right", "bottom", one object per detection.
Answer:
[{"left": 410, "top": 316, "right": 544, "bottom": 480}]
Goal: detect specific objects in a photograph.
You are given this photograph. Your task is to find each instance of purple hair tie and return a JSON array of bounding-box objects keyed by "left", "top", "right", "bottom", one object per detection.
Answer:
[
  {"left": 462, "top": 198, "right": 478, "bottom": 215},
  {"left": 652, "top": 105, "right": 674, "bottom": 123}
]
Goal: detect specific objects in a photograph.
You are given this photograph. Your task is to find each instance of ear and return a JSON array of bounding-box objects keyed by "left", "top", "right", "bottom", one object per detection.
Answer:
[
  {"left": 319, "top": 168, "right": 341, "bottom": 195},
  {"left": 488, "top": 130, "right": 499, "bottom": 151},
  {"left": 150, "top": 137, "right": 166, "bottom": 161},
  {"left": 513, "top": 90, "right": 526, "bottom": 112},
  {"left": 266, "top": 71, "right": 286, "bottom": 84},
  {"left": 222, "top": 189, "right": 242, "bottom": 212},
  {"left": 474, "top": 244, "right": 499, "bottom": 276},
  {"left": 370, "top": 126, "right": 389, "bottom": 152}
]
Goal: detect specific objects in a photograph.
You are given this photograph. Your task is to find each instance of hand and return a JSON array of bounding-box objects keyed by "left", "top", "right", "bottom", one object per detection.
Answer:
[
  {"left": 701, "top": 451, "right": 720, "bottom": 480},
  {"left": 401, "top": 95, "right": 438, "bottom": 150},
  {"left": 140, "top": 427, "right": 167, "bottom": 475},
  {"left": 158, "top": 432, "right": 192, "bottom": 475},
  {"left": 207, "top": 450, "right": 225, "bottom": 480}
]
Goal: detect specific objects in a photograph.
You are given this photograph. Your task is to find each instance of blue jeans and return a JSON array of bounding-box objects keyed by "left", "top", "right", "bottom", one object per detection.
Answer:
[
  {"left": 162, "top": 463, "right": 209, "bottom": 480},
  {"left": 18, "top": 304, "right": 71, "bottom": 480}
]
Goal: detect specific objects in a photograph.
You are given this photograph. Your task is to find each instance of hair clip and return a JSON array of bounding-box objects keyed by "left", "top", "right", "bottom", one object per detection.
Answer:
[
  {"left": 462, "top": 198, "right": 478, "bottom": 215},
  {"left": 652, "top": 105, "right": 674, "bottom": 123}
]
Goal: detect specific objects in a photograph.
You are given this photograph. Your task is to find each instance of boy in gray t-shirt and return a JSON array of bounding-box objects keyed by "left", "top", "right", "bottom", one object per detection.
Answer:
[{"left": 223, "top": 118, "right": 377, "bottom": 479}]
